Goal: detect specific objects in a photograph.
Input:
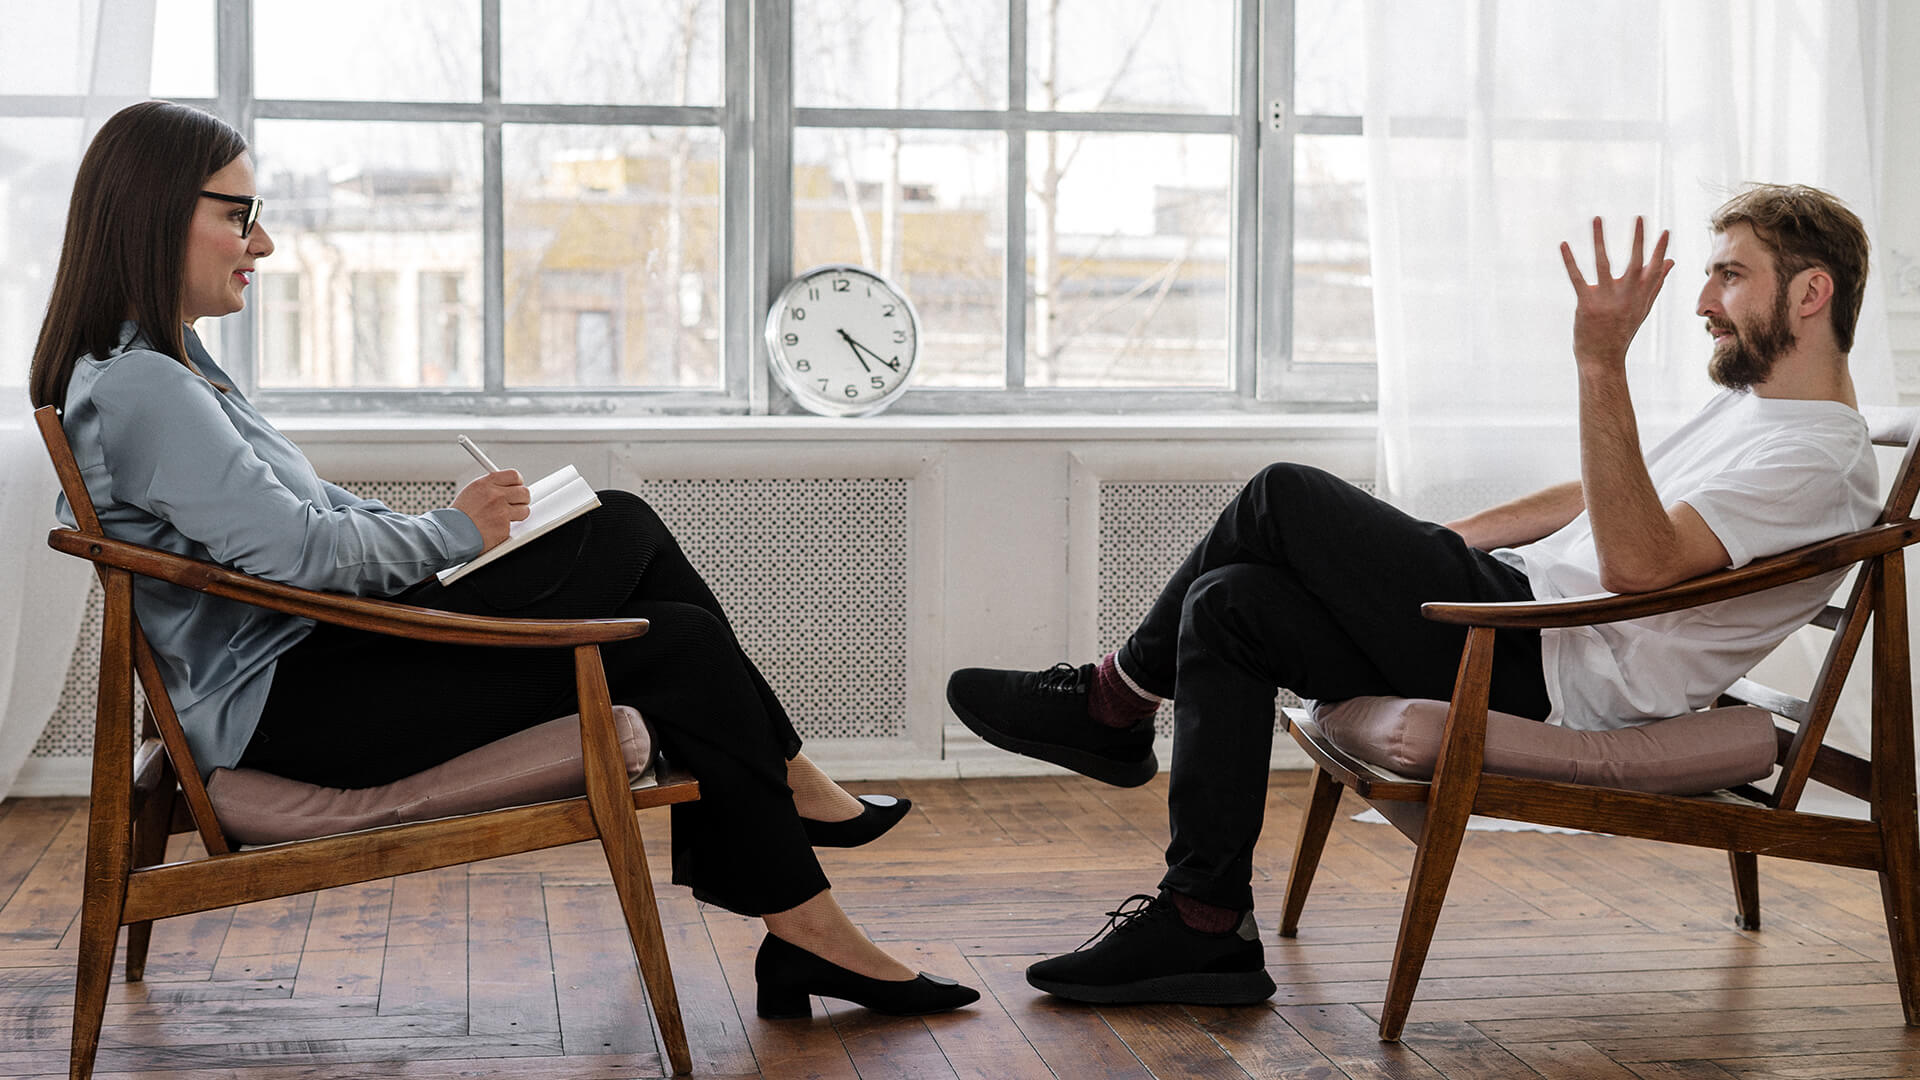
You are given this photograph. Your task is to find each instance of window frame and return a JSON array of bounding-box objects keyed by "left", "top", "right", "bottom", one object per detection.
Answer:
[{"left": 87, "top": 0, "right": 1380, "bottom": 414}]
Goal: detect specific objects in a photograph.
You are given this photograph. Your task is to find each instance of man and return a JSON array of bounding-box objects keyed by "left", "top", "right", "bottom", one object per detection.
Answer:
[{"left": 946, "top": 185, "right": 1879, "bottom": 1006}]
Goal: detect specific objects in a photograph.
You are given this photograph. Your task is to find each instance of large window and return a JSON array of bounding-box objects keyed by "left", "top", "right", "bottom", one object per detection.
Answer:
[{"left": 127, "top": 0, "right": 1370, "bottom": 413}]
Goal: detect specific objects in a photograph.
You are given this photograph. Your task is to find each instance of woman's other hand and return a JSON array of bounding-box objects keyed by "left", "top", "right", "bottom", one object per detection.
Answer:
[{"left": 453, "top": 470, "right": 530, "bottom": 549}]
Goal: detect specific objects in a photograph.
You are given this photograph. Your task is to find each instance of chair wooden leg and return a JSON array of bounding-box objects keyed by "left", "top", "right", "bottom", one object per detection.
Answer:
[
  {"left": 123, "top": 771, "right": 178, "bottom": 982},
  {"left": 1881, "top": 804, "right": 1920, "bottom": 1025},
  {"left": 1729, "top": 851, "right": 1760, "bottom": 931},
  {"left": 70, "top": 831, "right": 129, "bottom": 1080},
  {"left": 74, "top": 571, "right": 137, "bottom": 1080},
  {"left": 575, "top": 647, "right": 693, "bottom": 1075},
  {"left": 1280, "top": 765, "right": 1343, "bottom": 938},
  {"left": 1380, "top": 625, "right": 1494, "bottom": 1042},
  {"left": 1871, "top": 556, "right": 1920, "bottom": 1024},
  {"left": 1379, "top": 794, "right": 1470, "bottom": 1041}
]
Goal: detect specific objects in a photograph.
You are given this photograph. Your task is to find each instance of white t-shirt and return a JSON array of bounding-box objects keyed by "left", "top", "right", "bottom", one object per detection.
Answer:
[{"left": 1495, "top": 390, "right": 1878, "bottom": 730}]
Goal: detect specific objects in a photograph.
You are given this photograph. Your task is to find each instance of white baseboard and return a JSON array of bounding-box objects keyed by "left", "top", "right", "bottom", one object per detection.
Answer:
[
  {"left": 11, "top": 729, "right": 1314, "bottom": 797},
  {"left": 11, "top": 757, "right": 91, "bottom": 797},
  {"left": 938, "top": 724, "right": 1312, "bottom": 779}
]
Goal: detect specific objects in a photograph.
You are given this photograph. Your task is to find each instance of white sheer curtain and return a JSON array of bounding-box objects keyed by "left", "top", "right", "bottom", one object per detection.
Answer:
[
  {"left": 1369, "top": 0, "right": 1890, "bottom": 521},
  {"left": 1365, "top": 0, "right": 1891, "bottom": 802},
  {"left": 0, "top": 2, "right": 157, "bottom": 799}
]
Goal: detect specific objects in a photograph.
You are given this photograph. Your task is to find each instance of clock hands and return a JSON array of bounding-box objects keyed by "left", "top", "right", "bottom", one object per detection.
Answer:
[
  {"left": 835, "top": 328, "right": 872, "bottom": 373},
  {"left": 836, "top": 329, "right": 901, "bottom": 373}
]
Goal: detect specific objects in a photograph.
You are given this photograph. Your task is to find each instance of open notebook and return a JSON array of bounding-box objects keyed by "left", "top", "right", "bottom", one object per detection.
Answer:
[{"left": 436, "top": 465, "right": 600, "bottom": 585}]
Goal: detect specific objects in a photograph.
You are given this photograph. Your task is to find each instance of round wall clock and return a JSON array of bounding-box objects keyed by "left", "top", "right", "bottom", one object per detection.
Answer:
[{"left": 765, "top": 263, "right": 921, "bottom": 417}]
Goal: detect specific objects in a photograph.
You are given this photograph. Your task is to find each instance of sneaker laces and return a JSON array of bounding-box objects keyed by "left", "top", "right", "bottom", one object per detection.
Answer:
[
  {"left": 1034, "top": 661, "right": 1088, "bottom": 695},
  {"left": 1072, "top": 893, "right": 1167, "bottom": 952}
]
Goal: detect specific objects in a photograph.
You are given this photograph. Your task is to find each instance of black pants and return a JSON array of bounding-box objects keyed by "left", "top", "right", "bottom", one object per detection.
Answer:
[
  {"left": 1116, "top": 464, "right": 1552, "bottom": 910},
  {"left": 240, "top": 490, "right": 828, "bottom": 917}
]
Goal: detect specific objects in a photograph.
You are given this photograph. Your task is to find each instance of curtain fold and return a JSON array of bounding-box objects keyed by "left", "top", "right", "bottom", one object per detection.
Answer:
[
  {"left": 0, "top": 0, "right": 156, "bottom": 799},
  {"left": 1368, "top": 0, "right": 1891, "bottom": 525}
]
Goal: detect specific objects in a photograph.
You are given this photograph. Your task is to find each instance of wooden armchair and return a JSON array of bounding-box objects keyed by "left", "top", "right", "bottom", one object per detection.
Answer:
[
  {"left": 1280, "top": 409, "right": 1920, "bottom": 1040},
  {"left": 32, "top": 405, "right": 702, "bottom": 1079}
]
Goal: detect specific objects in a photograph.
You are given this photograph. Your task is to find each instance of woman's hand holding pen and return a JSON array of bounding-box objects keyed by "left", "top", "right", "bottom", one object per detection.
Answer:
[{"left": 453, "top": 470, "right": 530, "bottom": 549}]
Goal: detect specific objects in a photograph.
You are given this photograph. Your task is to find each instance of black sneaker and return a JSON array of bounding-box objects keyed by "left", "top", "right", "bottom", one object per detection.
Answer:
[
  {"left": 946, "top": 663, "right": 1158, "bottom": 787},
  {"left": 1026, "top": 892, "right": 1275, "bottom": 1005}
]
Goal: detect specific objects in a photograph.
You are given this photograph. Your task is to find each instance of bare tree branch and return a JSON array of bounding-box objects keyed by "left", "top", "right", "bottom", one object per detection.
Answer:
[{"left": 924, "top": 0, "right": 1000, "bottom": 106}]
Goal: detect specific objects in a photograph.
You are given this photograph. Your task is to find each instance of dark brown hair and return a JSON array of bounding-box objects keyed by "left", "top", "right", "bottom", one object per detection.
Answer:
[
  {"left": 1710, "top": 183, "right": 1871, "bottom": 353},
  {"left": 29, "top": 101, "right": 248, "bottom": 410}
]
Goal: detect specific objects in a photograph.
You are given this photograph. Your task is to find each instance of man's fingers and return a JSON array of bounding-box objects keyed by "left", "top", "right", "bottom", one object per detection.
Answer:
[
  {"left": 1649, "top": 229, "right": 1670, "bottom": 274},
  {"left": 1591, "top": 217, "right": 1611, "bottom": 278},
  {"left": 1560, "top": 241, "right": 1588, "bottom": 288},
  {"left": 1629, "top": 216, "right": 1645, "bottom": 271}
]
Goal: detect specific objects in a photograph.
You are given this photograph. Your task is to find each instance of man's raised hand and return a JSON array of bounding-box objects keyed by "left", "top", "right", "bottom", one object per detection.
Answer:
[{"left": 1560, "top": 216, "right": 1674, "bottom": 371}]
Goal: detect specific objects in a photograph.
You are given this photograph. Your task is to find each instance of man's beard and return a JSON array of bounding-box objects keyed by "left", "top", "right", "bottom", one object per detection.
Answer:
[{"left": 1708, "top": 284, "right": 1795, "bottom": 391}]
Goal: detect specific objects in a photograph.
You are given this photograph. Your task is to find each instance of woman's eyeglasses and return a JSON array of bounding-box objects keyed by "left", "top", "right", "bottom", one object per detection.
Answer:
[{"left": 199, "top": 190, "right": 264, "bottom": 239}]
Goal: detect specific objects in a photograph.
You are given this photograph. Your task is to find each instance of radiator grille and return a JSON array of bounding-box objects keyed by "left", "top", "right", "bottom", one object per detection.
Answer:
[
  {"left": 1096, "top": 477, "right": 1375, "bottom": 738},
  {"left": 625, "top": 477, "right": 911, "bottom": 742},
  {"left": 34, "top": 476, "right": 912, "bottom": 763}
]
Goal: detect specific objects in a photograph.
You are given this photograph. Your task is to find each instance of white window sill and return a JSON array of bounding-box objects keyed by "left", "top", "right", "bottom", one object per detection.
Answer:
[{"left": 274, "top": 411, "right": 1380, "bottom": 445}]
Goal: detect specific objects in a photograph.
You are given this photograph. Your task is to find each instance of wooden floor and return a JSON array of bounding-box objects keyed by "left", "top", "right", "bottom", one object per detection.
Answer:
[{"left": 0, "top": 771, "right": 1913, "bottom": 1079}]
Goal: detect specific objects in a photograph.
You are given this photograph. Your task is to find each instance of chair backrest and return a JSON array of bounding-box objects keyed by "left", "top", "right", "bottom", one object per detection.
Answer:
[
  {"left": 35, "top": 405, "right": 233, "bottom": 854},
  {"left": 1733, "top": 406, "right": 1920, "bottom": 811}
]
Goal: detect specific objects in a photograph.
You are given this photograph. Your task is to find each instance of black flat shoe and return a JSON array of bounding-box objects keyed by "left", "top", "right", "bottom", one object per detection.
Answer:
[
  {"left": 754, "top": 932, "right": 980, "bottom": 1019},
  {"left": 801, "top": 794, "right": 911, "bottom": 848}
]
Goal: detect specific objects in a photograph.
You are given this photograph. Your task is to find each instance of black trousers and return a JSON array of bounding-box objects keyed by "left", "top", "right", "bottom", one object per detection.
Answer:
[
  {"left": 240, "top": 490, "right": 829, "bottom": 917},
  {"left": 1116, "top": 464, "right": 1553, "bottom": 910}
]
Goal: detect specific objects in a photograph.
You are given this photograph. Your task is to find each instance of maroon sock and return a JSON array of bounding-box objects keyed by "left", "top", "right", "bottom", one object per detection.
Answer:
[
  {"left": 1169, "top": 890, "right": 1243, "bottom": 934},
  {"left": 1089, "top": 653, "right": 1160, "bottom": 730}
]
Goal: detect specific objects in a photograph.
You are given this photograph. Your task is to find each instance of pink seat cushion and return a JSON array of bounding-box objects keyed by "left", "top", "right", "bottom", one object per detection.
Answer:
[
  {"left": 207, "top": 706, "right": 653, "bottom": 846},
  {"left": 1312, "top": 697, "right": 1779, "bottom": 796}
]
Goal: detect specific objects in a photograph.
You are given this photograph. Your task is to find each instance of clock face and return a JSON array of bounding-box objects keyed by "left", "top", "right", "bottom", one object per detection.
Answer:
[{"left": 765, "top": 264, "right": 920, "bottom": 417}]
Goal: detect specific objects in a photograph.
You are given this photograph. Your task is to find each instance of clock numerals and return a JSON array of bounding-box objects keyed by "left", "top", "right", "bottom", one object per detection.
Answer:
[{"left": 768, "top": 265, "right": 916, "bottom": 416}]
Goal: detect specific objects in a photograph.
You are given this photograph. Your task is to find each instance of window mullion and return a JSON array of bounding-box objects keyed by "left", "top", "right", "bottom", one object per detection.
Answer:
[
  {"left": 1232, "top": 0, "right": 1260, "bottom": 398},
  {"left": 754, "top": 0, "right": 794, "bottom": 415},
  {"left": 480, "top": 0, "right": 505, "bottom": 395},
  {"left": 1256, "top": 0, "right": 1296, "bottom": 403},
  {"left": 1005, "top": 0, "right": 1028, "bottom": 390},
  {"left": 217, "top": 0, "right": 256, "bottom": 392},
  {"left": 723, "top": 0, "right": 755, "bottom": 408}
]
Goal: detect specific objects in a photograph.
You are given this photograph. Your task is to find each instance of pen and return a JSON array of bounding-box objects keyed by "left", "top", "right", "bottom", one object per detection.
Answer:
[{"left": 457, "top": 434, "right": 503, "bottom": 473}]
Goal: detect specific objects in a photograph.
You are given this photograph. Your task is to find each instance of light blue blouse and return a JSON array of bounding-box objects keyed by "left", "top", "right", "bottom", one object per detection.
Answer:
[{"left": 56, "top": 323, "right": 485, "bottom": 776}]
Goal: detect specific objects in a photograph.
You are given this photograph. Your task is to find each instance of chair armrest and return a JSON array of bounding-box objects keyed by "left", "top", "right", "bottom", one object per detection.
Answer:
[
  {"left": 1422, "top": 519, "right": 1920, "bottom": 629},
  {"left": 48, "top": 529, "right": 649, "bottom": 648}
]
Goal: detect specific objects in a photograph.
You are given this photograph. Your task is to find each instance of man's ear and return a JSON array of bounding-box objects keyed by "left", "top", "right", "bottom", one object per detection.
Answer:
[{"left": 1793, "top": 266, "right": 1836, "bottom": 321}]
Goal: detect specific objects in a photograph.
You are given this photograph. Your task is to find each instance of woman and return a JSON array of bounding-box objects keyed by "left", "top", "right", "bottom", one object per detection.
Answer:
[{"left": 29, "top": 100, "right": 976, "bottom": 1020}]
